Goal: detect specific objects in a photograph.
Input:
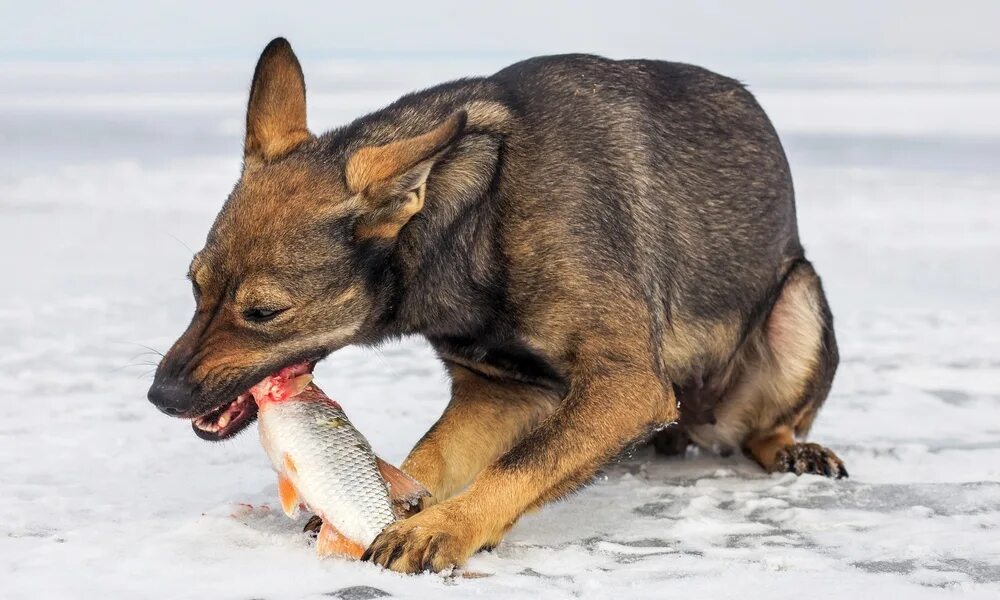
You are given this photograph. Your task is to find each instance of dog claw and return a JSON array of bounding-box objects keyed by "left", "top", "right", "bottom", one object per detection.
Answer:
[
  {"left": 773, "top": 442, "right": 848, "bottom": 479},
  {"left": 363, "top": 504, "right": 477, "bottom": 573}
]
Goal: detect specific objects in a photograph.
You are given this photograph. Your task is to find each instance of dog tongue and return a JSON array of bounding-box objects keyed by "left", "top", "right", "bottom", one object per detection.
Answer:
[{"left": 250, "top": 364, "right": 314, "bottom": 405}]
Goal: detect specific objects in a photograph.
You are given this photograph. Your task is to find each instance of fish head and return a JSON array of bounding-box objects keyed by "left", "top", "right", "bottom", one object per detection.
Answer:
[{"left": 251, "top": 368, "right": 316, "bottom": 408}]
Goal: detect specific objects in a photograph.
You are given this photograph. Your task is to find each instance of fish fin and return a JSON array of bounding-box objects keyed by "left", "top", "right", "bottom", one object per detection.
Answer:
[
  {"left": 277, "top": 472, "right": 300, "bottom": 519},
  {"left": 376, "top": 457, "right": 430, "bottom": 518},
  {"left": 286, "top": 374, "right": 313, "bottom": 397},
  {"left": 317, "top": 521, "right": 366, "bottom": 559}
]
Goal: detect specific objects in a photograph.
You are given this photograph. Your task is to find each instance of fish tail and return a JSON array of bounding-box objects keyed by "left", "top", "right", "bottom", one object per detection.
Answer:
[{"left": 317, "top": 521, "right": 366, "bottom": 559}]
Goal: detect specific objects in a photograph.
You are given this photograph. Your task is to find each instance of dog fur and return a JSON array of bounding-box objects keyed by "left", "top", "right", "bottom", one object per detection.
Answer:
[{"left": 149, "top": 38, "right": 846, "bottom": 573}]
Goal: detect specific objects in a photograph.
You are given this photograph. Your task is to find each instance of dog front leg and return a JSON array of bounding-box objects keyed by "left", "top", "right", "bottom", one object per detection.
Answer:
[
  {"left": 364, "top": 356, "right": 677, "bottom": 573},
  {"left": 401, "top": 364, "right": 560, "bottom": 507}
]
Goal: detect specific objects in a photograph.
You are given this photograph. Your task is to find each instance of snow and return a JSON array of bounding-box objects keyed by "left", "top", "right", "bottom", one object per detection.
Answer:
[{"left": 2, "top": 58, "right": 999, "bottom": 599}]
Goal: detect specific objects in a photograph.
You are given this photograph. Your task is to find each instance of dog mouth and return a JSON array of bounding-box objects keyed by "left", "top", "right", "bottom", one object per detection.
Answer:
[
  {"left": 191, "top": 392, "right": 258, "bottom": 441},
  {"left": 190, "top": 361, "right": 315, "bottom": 441}
]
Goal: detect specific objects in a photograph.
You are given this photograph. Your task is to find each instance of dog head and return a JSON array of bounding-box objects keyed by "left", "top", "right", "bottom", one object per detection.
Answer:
[{"left": 147, "top": 38, "right": 470, "bottom": 439}]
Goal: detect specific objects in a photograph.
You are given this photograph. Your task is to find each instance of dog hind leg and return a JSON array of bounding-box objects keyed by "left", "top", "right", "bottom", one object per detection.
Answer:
[
  {"left": 742, "top": 260, "right": 845, "bottom": 478},
  {"left": 689, "top": 260, "right": 845, "bottom": 478}
]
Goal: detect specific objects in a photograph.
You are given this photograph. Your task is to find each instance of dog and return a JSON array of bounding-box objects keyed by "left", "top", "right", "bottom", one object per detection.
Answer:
[{"left": 148, "top": 37, "right": 845, "bottom": 573}]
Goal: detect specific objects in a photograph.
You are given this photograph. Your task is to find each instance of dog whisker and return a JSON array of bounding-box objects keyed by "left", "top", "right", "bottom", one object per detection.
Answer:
[{"left": 164, "top": 231, "right": 196, "bottom": 256}]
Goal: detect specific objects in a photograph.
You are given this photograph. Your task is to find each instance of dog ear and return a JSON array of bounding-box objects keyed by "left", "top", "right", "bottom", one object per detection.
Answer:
[
  {"left": 244, "top": 38, "right": 312, "bottom": 163},
  {"left": 346, "top": 111, "right": 467, "bottom": 239}
]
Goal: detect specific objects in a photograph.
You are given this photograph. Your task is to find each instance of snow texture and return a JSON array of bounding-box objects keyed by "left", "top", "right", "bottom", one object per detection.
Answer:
[{"left": 1, "top": 59, "right": 999, "bottom": 599}]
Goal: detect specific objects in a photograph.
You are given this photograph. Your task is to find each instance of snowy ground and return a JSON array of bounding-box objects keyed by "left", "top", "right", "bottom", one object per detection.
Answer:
[{"left": 2, "top": 58, "right": 999, "bottom": 599}]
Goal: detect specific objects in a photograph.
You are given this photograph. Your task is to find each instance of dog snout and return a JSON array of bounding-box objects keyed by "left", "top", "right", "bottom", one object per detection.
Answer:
[{"left": 147, "top": 376, "right": 193, "bottom": 417}]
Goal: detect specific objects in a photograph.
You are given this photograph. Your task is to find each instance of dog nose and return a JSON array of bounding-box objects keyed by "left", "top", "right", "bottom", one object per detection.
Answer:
[{"left": 148, "top": 378, "right": 192, "bottom": 417}]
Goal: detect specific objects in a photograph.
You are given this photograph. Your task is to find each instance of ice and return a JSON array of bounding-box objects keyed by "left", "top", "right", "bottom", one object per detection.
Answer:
[{"left": 1, "top": 58, "right": 998, "bottom": 598}]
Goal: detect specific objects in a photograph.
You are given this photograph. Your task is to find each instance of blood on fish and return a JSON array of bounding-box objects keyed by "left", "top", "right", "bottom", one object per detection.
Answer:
[{"left": 253, "top": 367, "right": 429, "bottom": 559}]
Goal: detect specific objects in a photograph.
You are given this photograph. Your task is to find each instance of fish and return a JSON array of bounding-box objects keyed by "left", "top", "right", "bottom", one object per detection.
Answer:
[{"left": 251, "top": 365, "right": 427, "bottom": 559}]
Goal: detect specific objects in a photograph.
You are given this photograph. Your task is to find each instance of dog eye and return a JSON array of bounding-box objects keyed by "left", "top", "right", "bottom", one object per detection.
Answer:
[{"left": 243, "top": 307, "right": 286, "bottom": 323}]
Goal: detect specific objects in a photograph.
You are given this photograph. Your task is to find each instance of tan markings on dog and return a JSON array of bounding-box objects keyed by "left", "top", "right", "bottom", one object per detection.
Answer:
[
  {"left": 355, "top": 183, "right": 426, "bottom": 240},
  {"left": 264, "top": 324, "right": 365, "bottom": 360},
  {"left": 744, "top": 425, "right": 795, "bottom": 472},
  {"left": 345, "top": 113, "right": 465, "bottom": 194},
  {"left": 374, "top": 314, "right": 679, "bottom": 571},
  {"left": 192, "top": 347, "right": 268, "bottom": 385},
  {"left": 503, "top": 215, "right": 613, "bottom": 361},
  {"left": 445, "top": 354, "right": 675, "bottom": 563},
  {"left": 183, "top": 320, "right": 363, "bottom": 396},
  {"left": 244, "top": 39, "right": 312, "bottom": 162},
  {"left": 792, "top": 398, "right": 821, "bottom": 437},
  {"left": 419, "top": 134, "right": 501, "bottom": 230},
  {"left": 205, "top": 163, "right": 355, "bottom": 278},
  {"left": 154, "top": 42, "right": 847, "bottom": 571},
  {"left": 187, "top": 253, "right": 207, "bottom": 284},
  {"left": 400, "top": 364, "right": 559, "bottom": 507},
  {"left": 331, "top": 284, "right": 361, "bottom": 308},
  {"left": 658, "top": 315, "right": 743, "bottom": 383},
  {"left": 766, "top": 270, "right": 825, "bottom": 395},
  {"left": 688, "top": 266, "right": 826, "bottom": 451}
]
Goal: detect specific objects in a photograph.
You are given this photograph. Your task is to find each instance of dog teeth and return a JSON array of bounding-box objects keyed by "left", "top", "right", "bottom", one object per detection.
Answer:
[
  {"left": 195, "top": 418, "right": 219, "bottom": 433},
  {"left": 194, "top": 395, "right": 252, "bottom": 434}
]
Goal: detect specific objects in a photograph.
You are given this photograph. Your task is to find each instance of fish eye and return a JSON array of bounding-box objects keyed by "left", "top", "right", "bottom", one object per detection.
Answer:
[{"left": 243, "top": 307, "right": 286, "bottom": 323}]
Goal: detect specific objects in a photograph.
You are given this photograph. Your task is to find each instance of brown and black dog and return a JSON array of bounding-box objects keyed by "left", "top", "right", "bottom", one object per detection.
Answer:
[{"left": 149, "top": 38, "right": 846, "bottom": 573}]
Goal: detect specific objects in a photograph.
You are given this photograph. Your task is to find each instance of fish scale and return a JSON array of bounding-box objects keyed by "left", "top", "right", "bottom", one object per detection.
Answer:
[{"left": 258, "top": 387, "right": 397, "bottom": 547}]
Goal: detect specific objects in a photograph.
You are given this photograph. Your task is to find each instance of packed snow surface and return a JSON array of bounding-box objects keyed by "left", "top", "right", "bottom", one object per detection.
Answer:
[{"left": 1, "top": 59, "right": 998, "bottom": 599}]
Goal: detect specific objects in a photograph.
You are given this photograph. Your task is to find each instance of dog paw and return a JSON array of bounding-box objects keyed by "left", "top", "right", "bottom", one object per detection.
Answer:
[
  {"left": 362, "top": 503, "right": 480, "bottom": 573},
  {"left": 774, "top": 442, "right": 848, "bottom": 479}
]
